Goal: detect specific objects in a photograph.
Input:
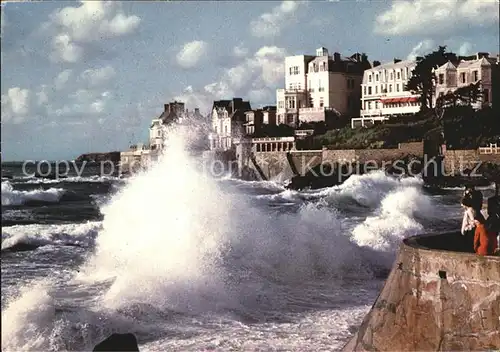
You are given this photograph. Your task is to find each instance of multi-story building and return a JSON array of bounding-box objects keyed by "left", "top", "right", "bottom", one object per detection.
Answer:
[
  {"left": 243, "top": 105, "right": 277, "bottom": 135},
  {"left": 149, "top": 101, "right": 205, "bottom": 151},
  {"left": 434, "top": 52, "right": 496, "bottom": 109},
  {"left": 353, "top": 59, "right": 420, "bottom": 128},
  {"left": 353, "top": 52, "right": 498, "bottom": 128},
  {"left": 149, "top": 101, "right": 186, "bottom": 150},
  {"left": 209, "top": 98, "right": 252, "bottom": 151},
  {"left": 276, "top": 47, "right": 370, "bottom": 127}
]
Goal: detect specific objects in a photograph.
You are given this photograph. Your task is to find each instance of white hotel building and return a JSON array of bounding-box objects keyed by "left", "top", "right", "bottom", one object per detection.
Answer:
[
  {"left": 352, "top": 52, "right": 498, "bottom": 128},
  {"left": 352, "top": 59, "right": 420, "bottom": 128},
  {"left": 276, "top": 47, "right": 369, "bottom": 127}
]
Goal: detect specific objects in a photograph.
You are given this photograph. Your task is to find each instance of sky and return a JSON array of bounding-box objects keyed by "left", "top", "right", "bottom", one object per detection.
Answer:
[{"left": 1, "top": 0, "right": 499, "bottom": 161}]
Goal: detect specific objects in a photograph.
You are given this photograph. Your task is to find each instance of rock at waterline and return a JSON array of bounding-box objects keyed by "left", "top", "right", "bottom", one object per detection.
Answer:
[{"left": 93, "top": 333, "right": 139, "bottom": 351}]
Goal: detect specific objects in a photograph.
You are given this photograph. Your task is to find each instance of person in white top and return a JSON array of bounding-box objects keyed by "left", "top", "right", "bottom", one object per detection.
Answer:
[{"left": 461, "top": 204, "right": 476, "bottom": 236}]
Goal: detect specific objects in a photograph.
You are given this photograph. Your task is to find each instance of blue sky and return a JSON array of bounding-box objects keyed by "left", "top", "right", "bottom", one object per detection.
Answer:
[{"left": 1, "top": 0, "right": 498, "bottom": 161}]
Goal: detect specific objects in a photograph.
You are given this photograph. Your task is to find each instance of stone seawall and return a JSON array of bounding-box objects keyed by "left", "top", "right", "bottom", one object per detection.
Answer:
[
  {"left": 240, "top": 141, "right": 425, "bottom": 181},
  {"left": 343, "top": 232, "right": 500, "bottom": 351},
  {"left": 443, "top": 149, "right": 500, "bottom": 175}
]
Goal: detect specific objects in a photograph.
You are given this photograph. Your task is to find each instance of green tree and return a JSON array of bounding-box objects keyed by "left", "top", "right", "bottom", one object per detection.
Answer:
[{"left": 406, "top": 46, "right": 457, "bottom": 113}]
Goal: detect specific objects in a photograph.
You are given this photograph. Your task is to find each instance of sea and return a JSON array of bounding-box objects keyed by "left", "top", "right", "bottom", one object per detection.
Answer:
[{"left": 1, "top": 128, "right": 494, "bottom": 351}]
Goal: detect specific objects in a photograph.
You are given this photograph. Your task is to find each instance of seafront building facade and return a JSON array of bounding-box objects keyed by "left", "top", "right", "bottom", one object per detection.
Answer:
[
  {"left": 208, "top": 98, "right": 252, "bottom": 151},
  {"left": 434, "top": 53, "right": 496, "bottom": 109},
  {"left": 276, "top": 47, "right": 370, "bottom": 127},
  {"left": 352, "top": 52, "right": 498, "bottom": 128},
  {"left": 120, "top": 100, "right": 205, "bottom": 171},
  {"left": 353, "top": 59, "right": 420, "bottom": 128}
]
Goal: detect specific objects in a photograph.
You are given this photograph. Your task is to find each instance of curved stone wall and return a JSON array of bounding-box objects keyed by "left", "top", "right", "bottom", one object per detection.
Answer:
[{"left": 343, "top": 231, "right": 500, "bottom": 351}]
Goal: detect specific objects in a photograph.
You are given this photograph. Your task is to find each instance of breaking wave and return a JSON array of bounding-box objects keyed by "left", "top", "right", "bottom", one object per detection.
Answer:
[
  {"left": 1, "top": 126, "right": 444, "bottom": 351},
  {"left": 1, "top": 181, "right": 65, "bottom": 206}
]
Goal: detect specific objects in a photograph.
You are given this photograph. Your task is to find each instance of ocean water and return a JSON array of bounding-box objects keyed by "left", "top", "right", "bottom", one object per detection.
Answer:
[{"left": 1, "top": 128, "right": 491, "bottom": 351}]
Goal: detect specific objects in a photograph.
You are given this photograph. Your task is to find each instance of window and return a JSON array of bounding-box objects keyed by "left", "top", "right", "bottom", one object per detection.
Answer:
[
  {"left": 368, "top": 86, "right": 372, "bottom": 95},
  {"left": 397, "top": 71, "right": 401, "bottom": 80},
  {"left": 376, "top": 74, "right": 379, "bottom": 81},
  {"left": 390, "top": 72, "right": 393, "bottom": 80},
  {"left": 278, "top": 101, "right": 284, "bottom": 109},
  {"left": 375, "top": 101, "right": 378, "bottom": 109},
  {"left": 439, "top": 74, "right": 444, "bottom": 84},
  {"left": 396, "top": 84, "right": 400, "bottom": 92},
  {"left": 319, "top": 97, "right": 324, "bottom": 107},
  {"left": 225, "top": 126, "right": 228, "bottom": 134},
  {"left": 484, "top": 89, "right": 489, "bottom": 103},
  {"left": 318, "top": 79, "right": 324, "bottom": 92},
  {"left": 298, "top": 83, "right": 301, "bottom": 90},
  {"left": 389, "top": 84, "right": 392, "bottom": 92},
  {"left": 473, "top": 70, "right": 479, "bottom": 82},
  {"left": 461, "top": 72, "right": 466, "bottom": 84},
  {"left": 157, "top": 130, "right": 161, "bottom": 137},
  {"left": 289, "top": 83, "right": 293, "bottom": 90},
  {"left": 369, "top": 74, "right": 372, "bottom": 82},
  {"left": 294, "top": 66, "right": 299, "bottom": 75},
  {"left": 363, "top": 86, "right": 366, "bottom": 95},
  {"left": 368, "top": 101, "right": 372, "bottom": 109},
  {"left": 289, "top": 67, "right": 293, "bottom": 75},
  {"left": 375, "top": 86, "right": 378, "bottom": 94}
]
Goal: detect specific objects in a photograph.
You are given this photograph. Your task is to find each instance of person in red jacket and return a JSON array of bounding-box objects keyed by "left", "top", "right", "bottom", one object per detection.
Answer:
[{"left": 473, "top": 213, "right": 497, "bottom": 256}]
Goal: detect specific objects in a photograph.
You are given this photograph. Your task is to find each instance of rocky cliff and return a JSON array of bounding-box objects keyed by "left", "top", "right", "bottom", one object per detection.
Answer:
[{"left": 74, "top": 152, "right": 120, "bottom": 163}]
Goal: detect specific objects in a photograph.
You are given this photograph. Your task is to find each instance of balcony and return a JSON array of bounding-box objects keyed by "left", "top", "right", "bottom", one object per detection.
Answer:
[
  {"left": 277, "top": 88, "right": 307, "bottom": 95},
  {"left": 479, "top": 143, "right": 499, "bottom": 154}
]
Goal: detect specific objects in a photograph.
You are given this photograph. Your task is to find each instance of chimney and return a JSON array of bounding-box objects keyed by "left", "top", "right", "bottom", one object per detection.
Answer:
[
  {"left": 164, "top": 104, "right": 170, "bottom": 113},
  {"left": 361, "top": 53, "right": 368, "bottom": 62},
  {"left": 373, "top": 60, "right": 381, "bottom": 67},
  {"left": 334, "top": 52, "right": 341, "bottom": 62},
  {"left": 394, "top": 58, "right": 402, "bottom": 64}
]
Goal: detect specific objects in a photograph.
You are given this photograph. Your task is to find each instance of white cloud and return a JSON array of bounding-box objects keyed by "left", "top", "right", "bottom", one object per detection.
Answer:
[
  {"left": 44, "top": 1, "right": 141, "bottom": 63},
  {"left": 80, "top": 65, "right": 116, "bottom": 86},
  {"left": 458, "top": 42, "right": 474, "bottom": 56},
  {"left": 174, "top": 46, "right": 287, "bottom": 112},
  {"left": 250, "top": 1, "right": 305, "bottom": 38},
  {"left": 49, "top": 87, "right": 113, "bottom": 118},
  {"left": 54, "top": 69, "right": 73, "bottom": 90},
  {"left": 233, "top": 44, "right": 249, "bottom": 58},
  {"left": 176, "top": 40, "right": 209, "bottom": 69},
  {"left": 375, "top": 0, "right": 499, "bottom": 36},
  {"left": 407, "top": 39, "right": 435, "bottom": 60},
  {"left": 51, "top": 33, "right": 84, "bottom": 63},
  {"left": 1, "top": 87, "right": 33, "bottom": 124}
]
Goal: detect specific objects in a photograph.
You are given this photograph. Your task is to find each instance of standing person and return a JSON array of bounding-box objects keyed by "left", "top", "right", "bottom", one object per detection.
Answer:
[
  {"left": 473, "top": 213, "right": 496, "bottom": 256},
  {"left": 461, "top": 186, "right": 480, "bottom": 252}
]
